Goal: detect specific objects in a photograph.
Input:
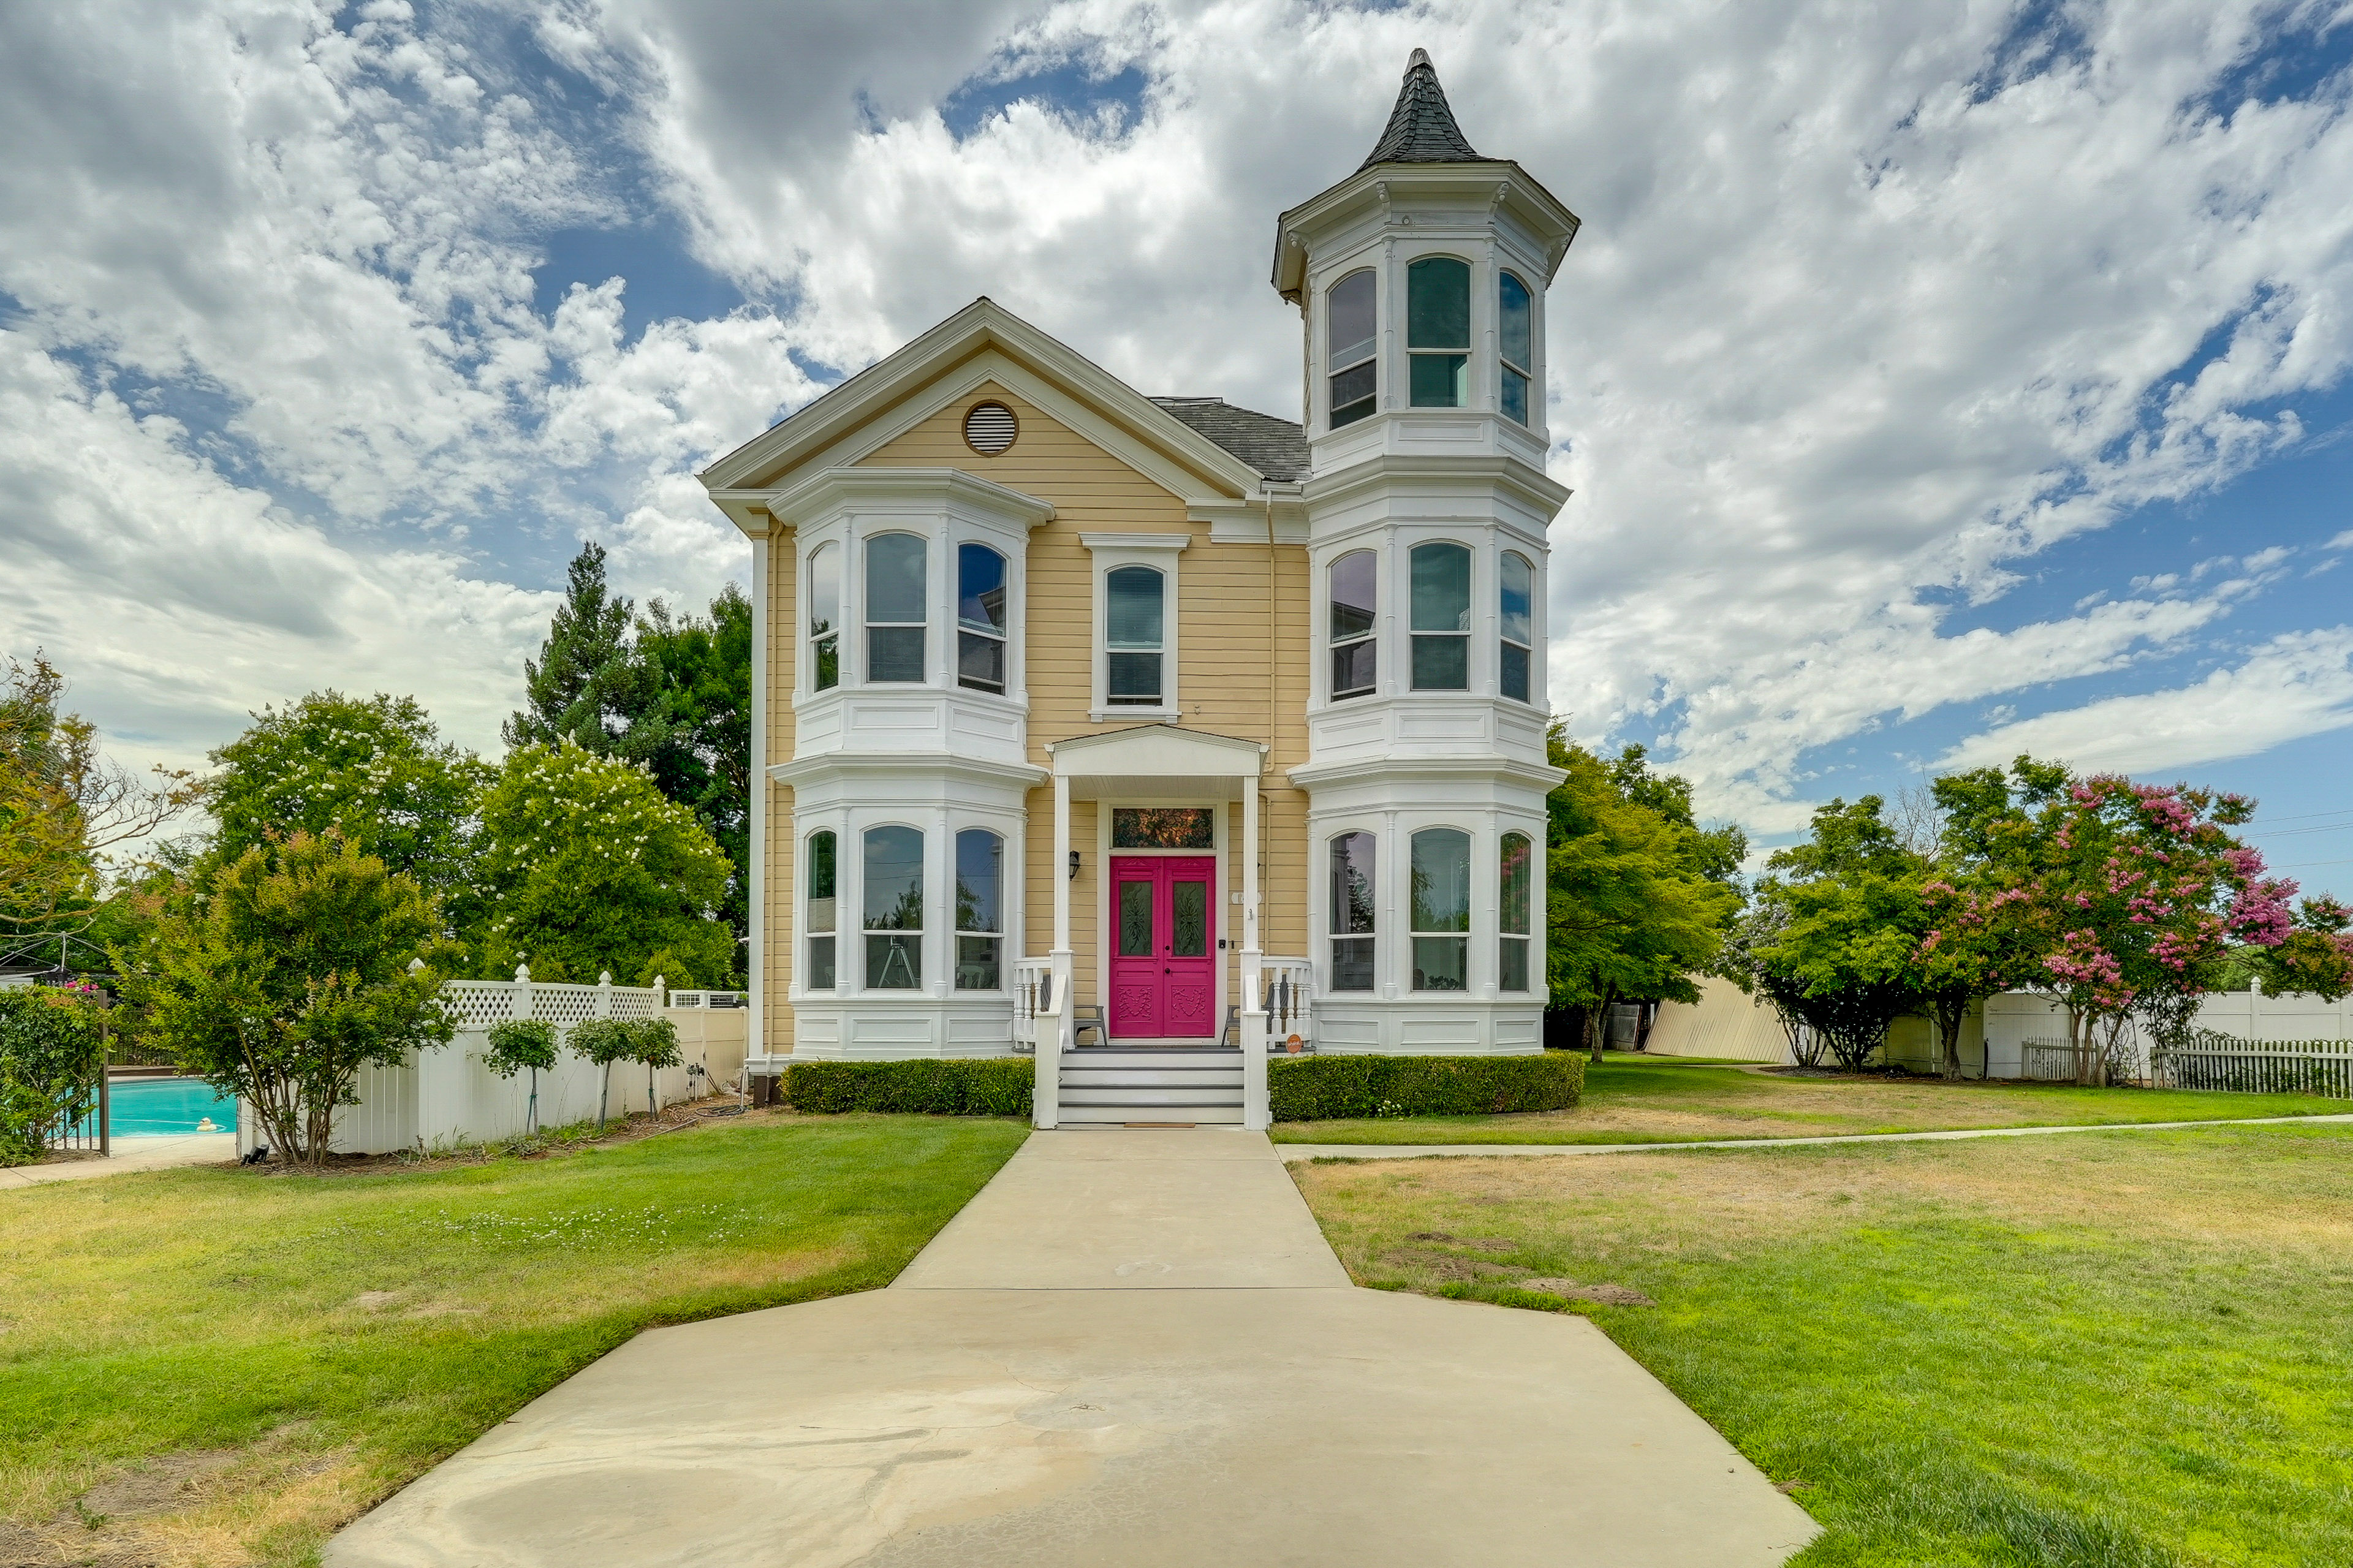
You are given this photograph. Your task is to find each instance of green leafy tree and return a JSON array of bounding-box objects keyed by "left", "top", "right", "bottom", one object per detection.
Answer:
[
  {"left": 504, "top": 543, "right": 646, "bottom": 756},
  {"left": 2, "top": 654, "right": 197, "bottom": 968},
  {"left": 1746, "top": 797, "right": 1927, "bottom": 1072},
  {"left": 1545, "top": 728, "right": 1741, "bottom": 1061},
  {"left": 466, "top": 743, "right": 735, "bottom": 987},
  {"left": 506, "top": 548, "right": 752, "bottom": 978},
  {"left": 117, "top": 833, "right": 455, "bottom": 1168},
  {"left": 207, "top": 691, "right": 490, "bottom": 898},
  {"left": 2256, "top": 896, "right": 2353, "bottom": 1001},
  {"left": 569, "top": 1016, "right": 636, "bottom": 1127},
  {"left": 627, "top": 1015, "right": 683, "bottom": 1119},
  {"left": 0, "top": 983, "right": 107, "bottom": 1165},
  {"left": 483, "top": 1017, "right": 559, "bottom": 1135}
]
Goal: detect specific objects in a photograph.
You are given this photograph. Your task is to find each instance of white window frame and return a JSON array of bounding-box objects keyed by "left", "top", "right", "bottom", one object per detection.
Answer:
[
  {"left": 805, "top": 539, "right": 843, "bottom": 697},
  {"left": 1082, "top": 533, "right": 1188, "bottom": 721},
  {"left": 858, "top": 821, "right": 928, "bottom": 991},
  {"left": 803, "top": 827, "right": 839, "bottom": 991},
  {"left": 953, "top": 539, "right": 1012, "bottom": 697},
  {"left": 861, "top": 531, "right": 931, "bottom": 687},
  {"left": 952, "top": 826, "right": 1006, "bottom": 993}
]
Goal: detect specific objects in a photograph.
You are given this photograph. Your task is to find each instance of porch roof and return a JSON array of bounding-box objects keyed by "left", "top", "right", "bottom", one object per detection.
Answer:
[{"left": 1047, "top": 724, "right": 1265, "bottom": 800}]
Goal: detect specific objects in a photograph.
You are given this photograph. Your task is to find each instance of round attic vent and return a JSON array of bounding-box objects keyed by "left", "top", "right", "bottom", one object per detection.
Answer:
[{"left": 963, "top": 401, "right": 1018, "bottom": 455}]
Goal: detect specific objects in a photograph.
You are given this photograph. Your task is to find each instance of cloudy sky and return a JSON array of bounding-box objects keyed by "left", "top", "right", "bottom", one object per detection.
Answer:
[{"left": 4, "top": 0, "right": 2351, "bottom": 892}]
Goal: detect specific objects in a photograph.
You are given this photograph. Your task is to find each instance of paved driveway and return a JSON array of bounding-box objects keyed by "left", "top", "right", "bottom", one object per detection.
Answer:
[{"left": 327, "top": 1130, "right": 1817, "bottom": 1567}]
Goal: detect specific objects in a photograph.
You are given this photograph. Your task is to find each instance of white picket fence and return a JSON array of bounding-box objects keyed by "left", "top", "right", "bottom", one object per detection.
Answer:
[
  {"left": 2153, "top": 1034, "right": 2353, "bottom": 1098},
  {"left": 237, "top": 968, "right": 746, "bottom": 1159}
]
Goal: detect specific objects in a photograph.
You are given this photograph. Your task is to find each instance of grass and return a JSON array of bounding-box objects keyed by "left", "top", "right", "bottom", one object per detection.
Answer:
[
  {"left": 0, "top": 1110, "right": 1026, "bottom": 1568},
  {"left": 1269, "top": 1052, "right": 2351, "bottom": 1144},
  {"left": 1294, "top": 1124, "right": 2353, "bottom": 1567}
]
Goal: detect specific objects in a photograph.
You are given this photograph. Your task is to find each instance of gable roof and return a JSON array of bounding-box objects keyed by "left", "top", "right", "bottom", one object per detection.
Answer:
[
  {"left": 1359, "top": 50, "right": 1484, "bottom": 169},
  {"left": 697, "top": 298, "right": 1266, "bottom": 511},
  {"left": 1149, "top": 397, "right": 1311, "bottom": 482}
]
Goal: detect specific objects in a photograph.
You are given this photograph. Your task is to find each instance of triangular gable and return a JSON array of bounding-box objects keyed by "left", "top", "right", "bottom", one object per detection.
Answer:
[{"left": 700, "top": 298, "right": 1265, "bottom": 534}]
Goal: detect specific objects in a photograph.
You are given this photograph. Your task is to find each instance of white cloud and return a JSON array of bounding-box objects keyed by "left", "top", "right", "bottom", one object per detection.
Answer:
[
  {"left": 1935, "top": 629, "right": 2353, "bottom": 777},
  {"left": 6, "top": 0, "right": 2353, "bottom": 841}
]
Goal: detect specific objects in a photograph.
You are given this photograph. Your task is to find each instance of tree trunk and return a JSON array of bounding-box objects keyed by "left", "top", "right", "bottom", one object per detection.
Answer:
[
  {"left": 527, "top": 1067, "right": 539, "bottom": 1136},
  {"left": 1586, "top": 987, "right": 1616, "bottom": 1066},
  {"left": 1934, "top": 1001, "right": 1966, "bottom": 1081},
  {"left": 599, "top": 1062, "right": 611, "bottom": 1127}
]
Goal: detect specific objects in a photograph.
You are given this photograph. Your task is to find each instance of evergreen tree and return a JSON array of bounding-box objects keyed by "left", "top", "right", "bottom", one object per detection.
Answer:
[{"left": 504, "top": 543, "right": 645, "bottom": 754}]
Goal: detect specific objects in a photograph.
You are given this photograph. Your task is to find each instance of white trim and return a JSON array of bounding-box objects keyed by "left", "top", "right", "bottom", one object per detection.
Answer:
[
  {"left": 699, "top": 300, "right": 1262, "bottom": 503},
  {"left": 1086, "top": 537, "right": 1186, "bottom": 721},
  {"left": 749, "top": 534, "right": 769, "bottom": 1055}
]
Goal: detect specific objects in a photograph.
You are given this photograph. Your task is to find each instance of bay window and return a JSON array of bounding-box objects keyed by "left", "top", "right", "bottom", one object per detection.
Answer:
[
  {"left": 1409, "top": 542, "right": 1471, "bottom": 691},
  {"left": 1500, "top": 551, "right": 1533, "bottom": 704},
  {"left": 807, "top": 542, "right": 840, "bottom": 692},
  {"left": 865, "top": 533, "right": 927, "bottom": 683},
  {"left": 1409, "top": 828, "right": 1471, "bottom": 991},
  {"left": 1330, "top": 549, "right": 1377, "bottom": 700},
  {"left": 805, "top": 830, "right": 837, "bottom": 989},
  {"left": 1499, "top": 271, "right": 1533, "bottom": 425},
  {"left": 1329, "top": 832, "right": 1376, "bottom": 991},
  {"left": 954, "top": 828, "right": 1002, "bottom": 991},
  {"left": 862, "top": 825, "right": 924, "bottom": 989},
  {"left": 957, "top": 543, "right": 1007, "bottom": 694},
  {"left": 1499, "top": 831, "right": 1534, "bottom": 992}
]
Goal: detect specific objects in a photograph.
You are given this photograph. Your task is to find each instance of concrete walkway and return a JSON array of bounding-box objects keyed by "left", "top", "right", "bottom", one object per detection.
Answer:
[
  {"left": 1276, "top": 1110, "right": 2353, "bottom": 1162},
  {"left": 0, "top": 1132, "right": 237, "bottom": 1189},
  {"left": 327, "top": 1130, "right": 1816, "bottom": 1567}
]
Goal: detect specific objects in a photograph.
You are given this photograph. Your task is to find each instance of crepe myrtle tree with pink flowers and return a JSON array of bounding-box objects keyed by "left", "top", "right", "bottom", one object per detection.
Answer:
[{"left": 1927, "top": 757, "right": 2330, "bottom": 1085}]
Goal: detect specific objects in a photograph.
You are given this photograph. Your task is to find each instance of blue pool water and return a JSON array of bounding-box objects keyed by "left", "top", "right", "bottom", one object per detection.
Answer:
[{"left": 86, "top": 1078, "right": 239, "bottom": 1137}]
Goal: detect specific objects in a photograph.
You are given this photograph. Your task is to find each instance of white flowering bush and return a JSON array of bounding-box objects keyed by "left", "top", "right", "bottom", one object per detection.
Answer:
[{"left": 465, "top": 743, "right": 733, "bottom": 987}]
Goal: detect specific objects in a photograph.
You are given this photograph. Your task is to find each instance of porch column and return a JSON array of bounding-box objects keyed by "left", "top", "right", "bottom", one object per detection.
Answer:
[
  {"left": 1241, "top": 781, "right": 1263, "bottom": 999},
  {"left": 1040, "top": 770, "right": 1072, "bottom": 1130},
  {"left": 1053, "top": 772, "right": 1072, "bottom": 956}
]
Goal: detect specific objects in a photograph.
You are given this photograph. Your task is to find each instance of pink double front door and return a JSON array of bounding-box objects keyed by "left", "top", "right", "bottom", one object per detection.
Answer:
[{"left": 1107, "top": 855, "right": 1218, "bottom": 1039}]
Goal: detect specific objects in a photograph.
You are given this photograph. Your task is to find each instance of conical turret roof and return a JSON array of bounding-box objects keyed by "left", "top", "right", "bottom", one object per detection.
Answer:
[{"left": 1357, "top": 49, "right": 1485, "bottom": 170}]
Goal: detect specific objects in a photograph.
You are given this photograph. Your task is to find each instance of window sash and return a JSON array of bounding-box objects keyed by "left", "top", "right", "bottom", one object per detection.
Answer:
[
  {"left": 1498, "top": 937, "right": 1529, "bottom": 993},
  {"left": 1411, "top": 634, "right": 1468, "bottom": 691},
  {"left": 1409, "top": 352, "right": 1468, "bottom": 408},
  {"left": 957, "top": 629, "right": 1005, "bottom": 692}
]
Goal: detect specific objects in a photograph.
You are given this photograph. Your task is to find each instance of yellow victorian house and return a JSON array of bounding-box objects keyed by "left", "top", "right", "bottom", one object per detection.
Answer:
[{"left": 699, "top": 52, "right": 1578, "bottom": 1129}]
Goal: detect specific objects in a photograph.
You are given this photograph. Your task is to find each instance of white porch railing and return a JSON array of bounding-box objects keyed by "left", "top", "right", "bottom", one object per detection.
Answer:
[
  {"left": 1254, "top": 956, "right": 1313, "bottom": 1048},
  {"left": 1011, "top": 957, "right": 1052, "bottom": 1051}
]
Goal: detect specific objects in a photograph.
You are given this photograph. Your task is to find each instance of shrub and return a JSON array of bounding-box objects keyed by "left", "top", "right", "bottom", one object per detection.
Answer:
[
  {"left": 1267, "top": 1053, "right": 1583, "bottom": 1121},
  {"left": 483, "top": 1018, "right": 558, "bottom": 1135},
  {"left": 0, "top": 985, "right": 106, "bottom": 1165},
  {"left": 784, "top": 1059, "right": 1033, "bottom": 1118}
]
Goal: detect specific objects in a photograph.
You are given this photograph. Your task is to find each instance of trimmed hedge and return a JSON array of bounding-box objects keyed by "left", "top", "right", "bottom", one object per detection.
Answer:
[
  {"left": 1268, "top": 1053, "right": 1583, "bottom": 1121},
  {"left": 783, "top": 1059, "right": 1033, "bottom": 1118}
]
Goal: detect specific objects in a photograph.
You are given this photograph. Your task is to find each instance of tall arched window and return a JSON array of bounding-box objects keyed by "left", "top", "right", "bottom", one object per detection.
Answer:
[
  {"left": 1499, "top": 831, "right": 1534, "bottom": 993},
  {"left": 807, "top": 542, "right": 841, "bottom": 692},
  {"left": 1330, "top": 549, "right": 1377, "bottom": 701},
  {"left": 954, "top": 828, "right": 1002, "bottom": 991},
  {"left": 957, "top": 543, "right": 1007, "bottom": 694},
  {"left": 1327, "top": 270, "right": 1377, "bottom": 428},
  {"left": 1498, "top": 271, "right": 1533, "bottom": 425},
  {"left": 1105, "top": 564, "right": 1164, "bottom": 705},
  {"left": 805, "top": 830, "right": 837, "bottom": 990},
  {"left": 1409, "top": 542, "right": 1471, "bottom": 691},
  {"left": 1409, "top": 828, "right": 1471, "bottom": 991},
  {"left": 1500, "top": 551, "right": 1534, "bottom": 704},
  {"left": 1329, "top": 832, "right": 1376, "bottom": 991},
  {"left": 865, "top": 533, "right": 927, "bottom": 683},
  {"left": 1407, "top": 256, "right": 1470, "bottom": 408},
  {"left": 862, "top": 825, "right": 924, "bottom": 989}
]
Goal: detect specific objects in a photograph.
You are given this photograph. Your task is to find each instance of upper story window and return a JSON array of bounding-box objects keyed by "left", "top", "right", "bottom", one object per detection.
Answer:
[
  {"left": 1409, "top": 827, "right": 1471, "bottom": 991},
  {"left": 954, "top": 828, "right": 1002, "bottom": 991},
  {"left": 1409, "top": 542, "right": 1471, "bottom": 691},
  {"left": 865, "top": 534, "right": 927, "bottom": 683},
  {"left": 1407, "top": 256, "right": 1470, "bottom": 409},
  {"left": 957, "top": 543, "right": 1007, "bottom": 694},
  {"left": 1329, "top": 831, "right": 1376, "bottom": 992},
  {"left": 1499, "top": 830, "right": 1534, "bottom": 993},
  {"left": 862, "top": 825, "right": 924, "bottom": 989},
  {"left": 1500, "top": 551, "right": 1534, "bottom": 704},
  {"left": 1499, "top": 271, "right": 1533, "bottom": 425},
  {"left": 1327, "top": 270, "right": 1377, "bottom": 429},
  {"left": 1105, "top": 564, "right": 1165, "bottom": 706},
  {"left": 1330, "top": 549, "right": 1377, "bottom": 701},
  {"left": 808, "top": 542, "right": 841, "bottom": 692},
  {"left": 805, "top": 829, "right": 838, "bottom": 990}
]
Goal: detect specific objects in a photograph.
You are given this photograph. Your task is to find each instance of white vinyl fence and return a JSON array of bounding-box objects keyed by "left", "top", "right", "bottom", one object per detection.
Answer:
[{"left": 235, "top": 969, "right": 751, "bottom": 1159}]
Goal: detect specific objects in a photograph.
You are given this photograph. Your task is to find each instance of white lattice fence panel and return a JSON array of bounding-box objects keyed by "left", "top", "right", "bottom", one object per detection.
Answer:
[
  {"left": 536, "top": 986, "right": 603, "bottom": 1026},
  {"left": 443, "top": 982, "right": 517, "bottom": 1028}
]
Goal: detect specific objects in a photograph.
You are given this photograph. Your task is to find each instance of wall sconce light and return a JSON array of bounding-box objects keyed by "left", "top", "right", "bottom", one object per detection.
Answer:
[{"left": 1068, "top": 850, "right": 1082, "bottom": 880}]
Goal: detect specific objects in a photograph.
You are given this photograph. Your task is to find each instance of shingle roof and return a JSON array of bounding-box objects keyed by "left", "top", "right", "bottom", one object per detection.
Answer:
[
  {"left": 1358, "top": 49, "right": 1485, "bottom": 170},
  {"left": 1150, "top": 397, "right": 1311, "bottom": 483}
]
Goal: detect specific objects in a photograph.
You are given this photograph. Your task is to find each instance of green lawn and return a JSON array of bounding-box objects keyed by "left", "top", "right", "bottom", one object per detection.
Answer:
[
  {"left": 0, "top": 1112, "right": 1025, "bottom": 1568},
  {"left": 1295, "top": 1124, "right": 2353, "bottom": 1566},
  {"left": 1271, "top": 1052, "right": 2352, "bottom": 1144}
]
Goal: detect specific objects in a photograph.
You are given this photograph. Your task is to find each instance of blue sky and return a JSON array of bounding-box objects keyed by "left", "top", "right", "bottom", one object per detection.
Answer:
[{"left": 1, "top": 0, "right": 2349, "bottom": 897}]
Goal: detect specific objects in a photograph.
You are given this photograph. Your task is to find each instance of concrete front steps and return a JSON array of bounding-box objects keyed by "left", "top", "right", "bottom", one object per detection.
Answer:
[{"left": 1059, "top": 1045, "right": 1243, "bottom": 1127}]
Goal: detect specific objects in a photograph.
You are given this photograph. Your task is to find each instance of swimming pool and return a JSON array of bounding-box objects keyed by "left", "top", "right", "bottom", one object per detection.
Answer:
[{"left": 86, "top": 1078, "right": 240, "bottom": 1137}]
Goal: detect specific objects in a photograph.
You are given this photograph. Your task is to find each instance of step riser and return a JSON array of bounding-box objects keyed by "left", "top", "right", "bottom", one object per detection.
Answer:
[
  {"left": 1065, "top": 1051, "right": 1240, "bottom": 1070},
  {"left": 1058, "top": 1107, "right": 1246, "bottom": 1126},
  {"left": 1061, "top": 1088, "right": 1245, "bottom": 1108},
  {"left": 1061, "top": 1070, "right": 1243, "bottom": 1089}
]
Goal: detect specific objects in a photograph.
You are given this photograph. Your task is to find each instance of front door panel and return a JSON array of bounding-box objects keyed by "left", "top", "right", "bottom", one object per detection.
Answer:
[{"left": 1106, "top": 855, "right": 1218, "bottom": 1039}]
